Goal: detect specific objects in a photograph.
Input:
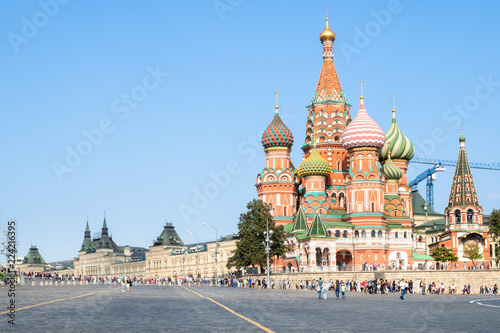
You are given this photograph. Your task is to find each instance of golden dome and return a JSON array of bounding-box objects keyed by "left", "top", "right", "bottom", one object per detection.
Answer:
[{"left": 319, "top": 18, "right": 335, "bottom": 43}]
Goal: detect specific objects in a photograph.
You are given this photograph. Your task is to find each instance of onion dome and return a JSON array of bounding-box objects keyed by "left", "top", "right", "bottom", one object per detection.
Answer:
[
  {"left": 341, "top": 97, "right": 385, "bottom": 150},
  {"left": 459, "top": 133, "right": 466, "bottom": 142},
  {"left": 319, "top": 18, "right": 336, "bottom": 43},
  {"left": 380, "top": 108, "right": 415, "bottom": 161},
  {"left": 298, "top": 143, "right": 331, "bottom": 178},
  {"left": 381, "top": 149, "right": 402, "bottom": 181},
  {"left": 261, "top": 106, "right": 294, "bottom": 149}
]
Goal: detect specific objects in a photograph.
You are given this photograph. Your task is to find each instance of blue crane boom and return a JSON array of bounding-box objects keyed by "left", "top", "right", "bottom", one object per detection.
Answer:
[
  {"left": 408, "top": 163, "right": 445, "bottom": 209},
  {"left": 411, "top": 157, "right": 500, "bottom": 170}
]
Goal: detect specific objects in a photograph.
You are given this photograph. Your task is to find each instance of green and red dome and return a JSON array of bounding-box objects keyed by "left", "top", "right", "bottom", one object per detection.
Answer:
[{"left": 261, "top": 107, "right": 294, "bottom": 149}]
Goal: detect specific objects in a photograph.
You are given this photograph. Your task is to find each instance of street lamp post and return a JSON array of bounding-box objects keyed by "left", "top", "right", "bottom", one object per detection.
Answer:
[
  {"left": 186, "top": 230, "right": 199, "bottom": 282},
  {"left": 203, "top": 223, "right": 218, "bottom": 286},
  {"left": 263, "top": 209, "right": 274, "bottom": 289}
]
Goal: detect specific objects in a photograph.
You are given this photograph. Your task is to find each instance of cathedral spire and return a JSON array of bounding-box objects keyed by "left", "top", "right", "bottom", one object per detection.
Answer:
[
  {"left": 312, "top": 14, "right": 344, "bottom": 104},
  {"left": 447, "top": 131, "right": 480, "bottom": 208}
]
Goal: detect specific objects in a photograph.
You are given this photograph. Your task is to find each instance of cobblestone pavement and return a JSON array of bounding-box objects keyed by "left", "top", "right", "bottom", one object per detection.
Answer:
[{"left": 1, "top": 284, "right": 499, "bottom": 332}]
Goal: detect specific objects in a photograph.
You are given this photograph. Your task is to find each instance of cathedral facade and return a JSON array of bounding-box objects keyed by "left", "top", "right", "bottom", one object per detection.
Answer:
[{"left": 256, "top": 17, "right": 428, "bottom": 272}]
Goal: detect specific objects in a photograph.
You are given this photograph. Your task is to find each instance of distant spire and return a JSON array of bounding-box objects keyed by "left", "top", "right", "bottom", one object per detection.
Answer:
[{"left": 391, "top": 94, "right": 396, "bottom": 114}]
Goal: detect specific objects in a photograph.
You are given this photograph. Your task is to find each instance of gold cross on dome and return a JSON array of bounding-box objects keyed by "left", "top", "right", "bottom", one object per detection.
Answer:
[
  {"left": 275, "top": 90, "right": 279, "bottom": 106},
  {"left": 460, "top": 123, "right": 464, "bottom": 135},
  {"left": 326, "top": 6, "right": 329, "bottom": 19},
  {"left": 359, "top": 80, "right": 364, "bottom": 96},
  {"left": 391, "top": 94, "right": 396, "bottom": 109}
]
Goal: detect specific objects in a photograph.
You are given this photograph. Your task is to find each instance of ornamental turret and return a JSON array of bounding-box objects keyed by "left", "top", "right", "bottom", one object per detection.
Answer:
[
  {"left": 80, "top": 220, "right": 92, "bottom": 252},
  {"left": 256, "top": 94, "right": 299, "bottom": 222},
  {"left": 342, "top": 89, "right": 385, "bottom": 220}
]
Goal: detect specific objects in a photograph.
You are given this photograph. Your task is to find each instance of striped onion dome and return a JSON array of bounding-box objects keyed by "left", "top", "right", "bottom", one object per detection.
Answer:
[
  {"left": 380, "top": 108, "right": 415, "bottom": 161},
  {"left": 381, "top": 152, "right": 402, "bottom": 181},
  {"left": 261, "top": 106, "right": 294, "bottom": 149},
  {"left": 298, "top": 144, "right": 331, "bottom": 178},
  {"left": 341, "top": 98, "right": 385, "bottom": 150}
]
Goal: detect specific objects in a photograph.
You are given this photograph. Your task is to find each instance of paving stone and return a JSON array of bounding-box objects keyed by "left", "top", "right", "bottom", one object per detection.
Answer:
[{"left": 0, "top": 283, "right": 498, "bottom": 332}]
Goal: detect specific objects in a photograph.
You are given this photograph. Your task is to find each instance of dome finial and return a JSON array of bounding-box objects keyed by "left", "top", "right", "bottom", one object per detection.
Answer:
[
  {"left": 275, "top": 90, "right": 279, "bottom": 113},
  {"left": 319, "top": 7, "right": 336, "bottom": 43},
  {"left": 391, "top": 93, "right": 396, "bottom": 114},
  {"left": 459, "top": 123, "right": 466, "bottom": 144},
  {"left": 359, "top": 79, "right": 364, "bottom": 102}
]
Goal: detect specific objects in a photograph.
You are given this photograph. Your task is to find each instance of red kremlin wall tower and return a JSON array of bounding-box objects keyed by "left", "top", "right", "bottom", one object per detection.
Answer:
[{"left": 255, "top": 16, "right": 427, "bottom": 272}]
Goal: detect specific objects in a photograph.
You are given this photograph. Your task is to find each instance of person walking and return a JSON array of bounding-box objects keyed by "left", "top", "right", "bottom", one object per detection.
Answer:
[
  {"left": 400, "top": 279, "right": 406, "bottom": 300},
  {"left": 335, "top": 279, "right": 340, "bottom": 299},
  {"left": 322, "top": 280, "right": 328, "bottom": 300},
  {"left": 341, "top": 283, "right": 346, "bottom": 299},
  {"left": 317, "top": 278, "right": 324, "bottom": 299}
]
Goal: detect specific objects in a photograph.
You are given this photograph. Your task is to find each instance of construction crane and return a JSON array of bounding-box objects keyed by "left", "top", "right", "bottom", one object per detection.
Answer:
[
  {"left": 409, "top": 158, "right": 500, "bottom": 209},
  {"left": 408, "top": 163, "right": 445, "bottom": 209}
]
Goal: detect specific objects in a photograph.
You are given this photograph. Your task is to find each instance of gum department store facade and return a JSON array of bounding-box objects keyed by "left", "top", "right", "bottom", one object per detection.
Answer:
[{"left": 65, "top": 17, "right": 497, "bottom": 278}]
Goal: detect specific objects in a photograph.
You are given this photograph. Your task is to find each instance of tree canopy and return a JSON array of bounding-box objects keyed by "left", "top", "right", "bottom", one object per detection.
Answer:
[
  {"left": 464, "top": 242, "right": 483, "bottom": 268},
  {"left": 488, "top": 209, "right": 500, "bottom": 263},
  {"left": 431, "top": 246, "right": 458, "bottom": 262},
  {"left": 226, "top": 199, "right": 286, "bottom": 272}
]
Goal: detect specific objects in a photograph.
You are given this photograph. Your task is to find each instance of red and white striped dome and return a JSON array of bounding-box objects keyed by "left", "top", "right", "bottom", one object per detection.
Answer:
[{"left": 341, "top": 99, "right": 385, "bottom": 150}]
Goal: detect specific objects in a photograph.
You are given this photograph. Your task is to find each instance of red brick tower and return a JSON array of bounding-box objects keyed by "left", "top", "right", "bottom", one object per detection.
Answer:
[{"left": 437, "top": 133, "right": 489, "bottom": 267}]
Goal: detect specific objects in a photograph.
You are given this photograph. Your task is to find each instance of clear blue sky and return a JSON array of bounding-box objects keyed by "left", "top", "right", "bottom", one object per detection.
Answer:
[{"left": 1, "top": 1, "right": 499, "bottom": 262}]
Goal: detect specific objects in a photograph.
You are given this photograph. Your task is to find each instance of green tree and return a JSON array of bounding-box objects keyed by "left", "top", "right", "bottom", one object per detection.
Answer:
[
  {"left": 464, "top": 242, "right": 483, "bottom": 268},
  {"left": 431, "top": 246, "right": 458, "bottom": 268},
  {"left": 226, "top": 199, "right": 286, "bottom": 273},
  {"left": 488, "top": 209, "right": 500, "bottom": 264}
]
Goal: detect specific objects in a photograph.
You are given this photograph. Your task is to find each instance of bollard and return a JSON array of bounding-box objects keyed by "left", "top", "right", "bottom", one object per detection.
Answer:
[
  {"left": 86, "top": 280, "right": 88, "bottom": 285},
  {"left": 73, "top": 281, "right": 76, "bottom": 285},
  {"left": 40, "top": 281, "right": 43, "bottom": 286},
  {"left": 80, "top": 280, "right": 83, "bottom": 285},
  {"left": 93, "top": 280, "right": 96, "bottom": 284},
  {"left": 45, "top": 281, "right": 48, "bottom": 286},
  {"left": 55, "top": 281, "right": 58, "bottom": 286},
  {"left": 50, "top": 281, "right": 52, "bottom": 286},
  {"left": 32, "top": 281, "right": 35, "bottom": 286}
]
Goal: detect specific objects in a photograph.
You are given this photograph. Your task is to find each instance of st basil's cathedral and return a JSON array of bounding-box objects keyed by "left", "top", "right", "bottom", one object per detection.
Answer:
[{"left": 255, "top": 16, "right": 490, "bottom": 271}]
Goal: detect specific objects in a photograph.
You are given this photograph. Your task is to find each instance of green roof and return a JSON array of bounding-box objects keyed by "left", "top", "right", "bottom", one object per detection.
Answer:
[
  {"left": 291, "top": 208, "right": 308, "bottom": 232},
  {"left": 412, "top": 252, "right": 435, "bottom": 261},
  {"left": 306, "top": 213, "right": 328, "bottom": 237},
  {"left": 386, "top": 222, "right": 403, "bottom": 228},
  {"left": 23, "top": 246, "right": 47, "bottom": 265},
  {"left": 323, "top": 221, "right": 353, "bottom": 228},
  {"left": 412, "top": 190, "right": 444, "bottom": 216}
]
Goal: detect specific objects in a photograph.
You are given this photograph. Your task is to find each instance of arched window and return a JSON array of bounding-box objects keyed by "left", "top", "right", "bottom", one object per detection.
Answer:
[
  {"left": 337, "top": 161, "right": 341, "bottom": 169},
  {"left": 455, "top": 210, "right": 461, "bottom": 224},
  {"left": 343, "top": 230, "right": 348, "bottom": 238},
  {"left": 339, "top": 193, "right": 345, "bottom": 208},
  {"left": 377, "top": 230, "right": 382, "bottom": 237},
  {"left": 467, "top": 209, "right": 474, "bottom": 223},
  {"left": 355, "top": 230, "right": 359, "bottom": 238},
  {"left": 404, "top": 231, "right": 407, "bottom": 238},
  {"left": 395, "top": 232, "right": 399, "bottom": 238},
  {"left": 371, "top": 230, "right": 375, "bottom": 238},
  {"left": 327, "top": 230, "right": 331, "bottom": 237},
  {"left": 335, "top": 230, "right": 340, "bottom": 237},
  {"left": 418, "top": 236, "right": 423, "bottom": 242},
  {"left": 490, "top": 244, "right": 493, "bottom": 257},
  {"left": 361, "top": 230, "right": 366, "bottom": 238},
  {"left": 331, "top": 193, "right": 337, "bottom": 202}
]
